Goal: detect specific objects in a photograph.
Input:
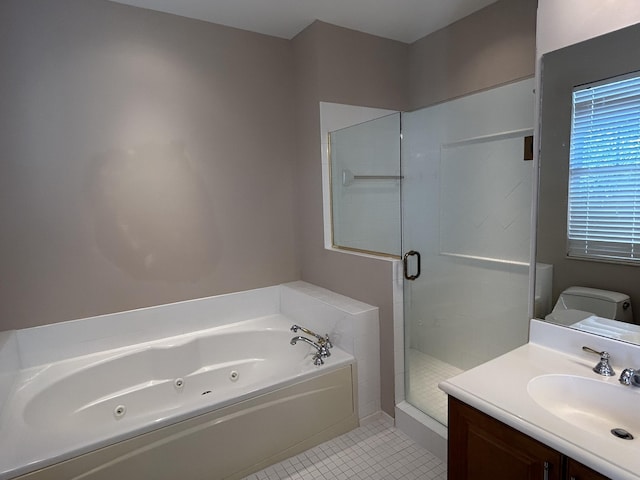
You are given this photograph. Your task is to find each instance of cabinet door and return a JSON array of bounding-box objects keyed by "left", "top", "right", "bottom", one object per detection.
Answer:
[
  {"left": 567, "top": 459, "right": 610, "bottom": 480},
  {"left": 448, "top": 397, "right": 562, "bottom": 480}
]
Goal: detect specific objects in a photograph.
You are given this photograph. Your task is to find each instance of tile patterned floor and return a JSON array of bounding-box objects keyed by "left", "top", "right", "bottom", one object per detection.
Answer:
[
  {"left": 243, "top": 415, "right": 447, "bottom": 480},
  {"left": 407, "top": 349, "right": 463, "bottom": 426}
]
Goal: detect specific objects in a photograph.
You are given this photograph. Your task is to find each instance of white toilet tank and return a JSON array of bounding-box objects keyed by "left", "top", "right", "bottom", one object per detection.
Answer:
[{"left": 546, "top": 286, "right": 634, "bottom": 325}]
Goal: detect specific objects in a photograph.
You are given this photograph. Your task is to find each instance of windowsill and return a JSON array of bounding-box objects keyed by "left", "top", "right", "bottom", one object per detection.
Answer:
[{"left": 565, "top": 254, "right": 640, "bottom": 268}]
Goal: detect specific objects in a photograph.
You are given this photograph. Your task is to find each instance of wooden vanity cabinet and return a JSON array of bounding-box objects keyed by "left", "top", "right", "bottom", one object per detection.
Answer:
[
  {"left": 448, "top": 397, "right": 609, "bottom": 480},
  {"left": 567, "top": 459, "right": 610, "bottom": 480}
]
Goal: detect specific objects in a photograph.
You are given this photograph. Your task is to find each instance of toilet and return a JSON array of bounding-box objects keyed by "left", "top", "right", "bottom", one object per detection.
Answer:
[{"left": 545, "top": 286, "right": 634, "bottom": 326}]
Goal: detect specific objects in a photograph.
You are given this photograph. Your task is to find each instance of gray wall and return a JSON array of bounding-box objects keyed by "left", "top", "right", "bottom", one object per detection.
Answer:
[
  {"left": 0, "top": 0, "right": 298, "bottom": 329},
  {"left": 408, "top": 0, "right": 537, "bottom": 109},
  {"left": 293, "top": 21, "right": 409, "bottom": 416}
]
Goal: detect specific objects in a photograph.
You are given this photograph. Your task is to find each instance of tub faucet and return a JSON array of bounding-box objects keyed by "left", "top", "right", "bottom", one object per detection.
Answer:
[
  {"left": 290, "top": 325, "right": 333, "bottom": 350},
  {"left": 290, "top": 335, "right": 330, "bottom": 365}
]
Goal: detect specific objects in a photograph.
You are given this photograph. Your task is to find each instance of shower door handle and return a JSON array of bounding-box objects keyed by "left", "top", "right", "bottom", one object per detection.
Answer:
[{"left": 403, "top": 250, "right": 421, "bottom": 280}]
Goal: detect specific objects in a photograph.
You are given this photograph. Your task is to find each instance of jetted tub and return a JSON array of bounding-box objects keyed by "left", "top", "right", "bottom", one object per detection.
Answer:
[{"left": 0, "top": 314, "right": 358, "bottom": 480}]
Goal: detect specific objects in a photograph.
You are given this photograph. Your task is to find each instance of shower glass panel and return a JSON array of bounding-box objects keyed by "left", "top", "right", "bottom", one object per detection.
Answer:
[
  {"left": 401, "top": 78, "right": 534, "bottom": 426},
  {"left": 329, "top": 113, "right": 401, "bottom": 257}
]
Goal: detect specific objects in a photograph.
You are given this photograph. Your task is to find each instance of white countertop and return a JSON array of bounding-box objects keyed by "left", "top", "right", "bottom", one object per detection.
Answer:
[{"left": 439, "top": 320, "right": 640, "bottom": 480}]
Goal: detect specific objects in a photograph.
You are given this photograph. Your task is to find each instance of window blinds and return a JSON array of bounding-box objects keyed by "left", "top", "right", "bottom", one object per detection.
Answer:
[{"left": 568, "top": 73, "right": 640, "bottom": 263}]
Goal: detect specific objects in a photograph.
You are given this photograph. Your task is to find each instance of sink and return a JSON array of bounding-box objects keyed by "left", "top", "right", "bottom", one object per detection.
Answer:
[{"left": 527, "top": 374, "right": 640, "bottom": 439}]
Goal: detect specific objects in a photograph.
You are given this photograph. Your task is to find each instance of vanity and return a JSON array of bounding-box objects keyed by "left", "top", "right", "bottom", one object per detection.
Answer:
[
  {"left": 449, "top": 397, "right": 606, "bottom": 480},
  {"left": 440, "top": 320, "right": 640, "bottom": 480}
]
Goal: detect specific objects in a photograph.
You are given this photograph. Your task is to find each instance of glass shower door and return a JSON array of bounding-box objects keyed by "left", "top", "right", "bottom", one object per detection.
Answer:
[{"left": 401, "top": 78, "right": 535, "bottom": 425}]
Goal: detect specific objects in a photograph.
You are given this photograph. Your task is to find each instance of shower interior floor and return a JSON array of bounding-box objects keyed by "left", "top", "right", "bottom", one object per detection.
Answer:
[
  {"left": 243, "top": 414, "right": 446, "bottom": 480},
  {"left": 407, "top": 348, "right": 464, "bottom": 426}
]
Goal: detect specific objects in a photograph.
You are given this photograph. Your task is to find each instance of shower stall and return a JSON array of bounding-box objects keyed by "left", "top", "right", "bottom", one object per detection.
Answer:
[
  {"left": 401, "top": 78, "right": 534, "bottom": 428},
  {"left": 327, "top": 77, "right": 534, "bottom": 440}
]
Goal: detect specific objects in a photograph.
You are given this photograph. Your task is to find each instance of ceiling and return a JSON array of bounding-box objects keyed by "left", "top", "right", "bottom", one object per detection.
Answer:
[{"left": 111, "top": 0, "right": 498, "bottom": 44}]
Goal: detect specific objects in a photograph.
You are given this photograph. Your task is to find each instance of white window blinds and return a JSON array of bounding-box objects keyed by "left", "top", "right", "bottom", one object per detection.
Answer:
[{"left": 568, "top": 73, "right": 640, "bottom": 263}]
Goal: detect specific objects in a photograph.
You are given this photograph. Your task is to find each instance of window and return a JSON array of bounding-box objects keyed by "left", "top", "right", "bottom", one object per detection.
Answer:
[{"left": 567, "top": 72, "right": 640, "bottom": 264}]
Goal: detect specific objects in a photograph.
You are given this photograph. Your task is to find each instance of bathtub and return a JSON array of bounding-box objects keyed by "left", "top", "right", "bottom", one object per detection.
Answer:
[{"left": 0, "top": 314, "right": 358, "bottom": 480}]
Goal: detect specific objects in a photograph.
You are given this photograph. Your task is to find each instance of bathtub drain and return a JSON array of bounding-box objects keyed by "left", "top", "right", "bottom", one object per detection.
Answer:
[
  {"left": 174, "top": 378, "right": 185, "bottom": 389},
  {"left": 114, "top": 405, "right": 126, "bottom": 419},
  {"left": 229, "top": 371, "right": 239, "bottom": 382}
]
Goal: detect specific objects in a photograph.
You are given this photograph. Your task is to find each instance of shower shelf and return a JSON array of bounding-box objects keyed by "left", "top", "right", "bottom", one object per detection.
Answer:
[{"left": 342, "top": 169, "right": 403, "bottom": 187}]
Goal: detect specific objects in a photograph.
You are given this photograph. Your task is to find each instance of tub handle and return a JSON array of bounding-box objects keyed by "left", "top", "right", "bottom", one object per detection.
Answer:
[{"left": 291, "top": 325, "right": 332, "bottom": 349}]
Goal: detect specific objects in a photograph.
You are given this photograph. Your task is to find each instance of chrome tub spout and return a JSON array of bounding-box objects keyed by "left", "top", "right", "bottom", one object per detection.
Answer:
[{"left": 290, "top": 335, "right": 330, "bottom": 365}]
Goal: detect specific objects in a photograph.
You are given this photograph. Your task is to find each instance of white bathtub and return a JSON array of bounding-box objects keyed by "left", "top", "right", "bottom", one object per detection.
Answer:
[{"left": 0, "top": 314, "right": 356, "bottom": 479}]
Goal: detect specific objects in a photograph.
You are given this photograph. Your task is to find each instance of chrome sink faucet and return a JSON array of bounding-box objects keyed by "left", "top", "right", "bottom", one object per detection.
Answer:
[
  {"left": 582, "top": 346, "right": 616, "bottom": 376},
  {"left": 619, "top": 368, "right": 640, "bottom": 387},
  {"left": 290, "top": 335, "right": 330, "bottom": 365},
  {"left": 290, "top": 324, "right": 333, "bottom": 349}
]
